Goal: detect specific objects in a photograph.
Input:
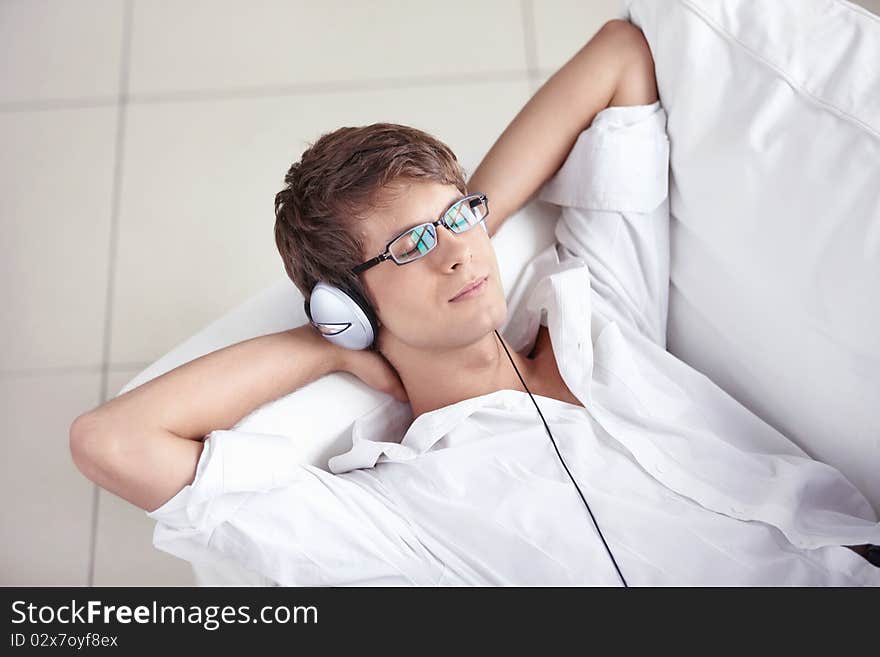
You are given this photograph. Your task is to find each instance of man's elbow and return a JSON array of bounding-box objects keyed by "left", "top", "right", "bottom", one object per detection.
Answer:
[
  {"left": 596, "top": 18, "right": 650, "bottom": 56},
  {"left": 597, "top": 19, "right": 658, "bottom": 107},
  {"left": 70, "top": 413, "right": 205, "bottom": 513},
  {"left": 69, "top": 413, "right": 117, "bottom": 484}
]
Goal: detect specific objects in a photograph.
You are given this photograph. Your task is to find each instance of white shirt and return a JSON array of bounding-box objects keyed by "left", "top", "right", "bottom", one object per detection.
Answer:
[{"left": 147, "top": 101, "right": 880, "bottom": 586}]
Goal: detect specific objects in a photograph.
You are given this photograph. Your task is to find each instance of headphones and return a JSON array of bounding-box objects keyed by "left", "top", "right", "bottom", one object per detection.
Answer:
[{"left": 304, "top": 217, "right": 628, "bottom": 586}]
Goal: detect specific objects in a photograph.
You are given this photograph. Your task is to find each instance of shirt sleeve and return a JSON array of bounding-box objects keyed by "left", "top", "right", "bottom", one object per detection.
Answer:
[
  {"left": 145, "top": 429, "right": 441, "bottom": 586},
  {"left": 537, "top": 101, "right": 671, "bottom": 349}
]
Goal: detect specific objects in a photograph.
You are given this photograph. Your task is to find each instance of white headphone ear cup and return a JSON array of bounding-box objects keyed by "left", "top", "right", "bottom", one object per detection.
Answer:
[{"left": 307, "top": 282, "right": 374, "bottom": 350}]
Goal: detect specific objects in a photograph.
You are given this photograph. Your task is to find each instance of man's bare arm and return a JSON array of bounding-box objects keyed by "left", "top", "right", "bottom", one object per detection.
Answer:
[
  {"left": 466, "top": 19, "right": 658, "bottom": 237},
  {"left": 69, "top": 324, "right": 346, "bottom": 512}
]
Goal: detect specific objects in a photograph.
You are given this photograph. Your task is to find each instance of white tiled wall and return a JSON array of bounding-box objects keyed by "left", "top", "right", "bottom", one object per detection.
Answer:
[{"left": 1, "top": 0, "right": 876, "bottom": 586}]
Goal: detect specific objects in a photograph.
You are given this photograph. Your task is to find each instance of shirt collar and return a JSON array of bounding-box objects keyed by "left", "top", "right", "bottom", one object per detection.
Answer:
[{"left": 328, "top": 244, "right": 595, "bottom": 473}]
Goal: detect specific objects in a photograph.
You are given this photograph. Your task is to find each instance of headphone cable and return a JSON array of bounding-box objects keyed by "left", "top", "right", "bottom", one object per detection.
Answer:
[{"left": 494, "top": 329, "right": 629, "bottom": 587}]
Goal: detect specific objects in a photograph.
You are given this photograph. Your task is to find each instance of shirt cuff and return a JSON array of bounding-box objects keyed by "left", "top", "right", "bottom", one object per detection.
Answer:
[
  {"left": 537, "top": 100, "right": 670, "bottom": 213},
  {"left": 145, "top": 429, "right": 312, "bottom": 533}
]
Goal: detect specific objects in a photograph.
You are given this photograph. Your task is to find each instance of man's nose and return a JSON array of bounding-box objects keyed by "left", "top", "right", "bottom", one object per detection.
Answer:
[{"left": 436, "top": 224, "right": 474, "bottom": 264}]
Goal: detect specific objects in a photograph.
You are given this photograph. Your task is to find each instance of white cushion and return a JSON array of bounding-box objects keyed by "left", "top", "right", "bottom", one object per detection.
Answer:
[{"left": 622, "top": 0, "right": 880, "bottom": 510}]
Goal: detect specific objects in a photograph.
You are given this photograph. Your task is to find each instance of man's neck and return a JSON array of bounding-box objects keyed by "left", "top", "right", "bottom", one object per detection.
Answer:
[{"left": 385, "top": 331, "right": 539, "bottom": 421}]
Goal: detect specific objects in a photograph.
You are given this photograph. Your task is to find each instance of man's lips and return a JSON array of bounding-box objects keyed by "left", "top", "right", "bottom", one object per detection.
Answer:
[{"left": 449, "top": 275, "right": 488, "bottom": 301}]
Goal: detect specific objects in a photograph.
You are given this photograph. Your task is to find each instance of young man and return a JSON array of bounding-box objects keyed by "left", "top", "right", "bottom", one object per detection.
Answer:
[{"left": 70, "top": 20, "right": 880, "bottom": 585}]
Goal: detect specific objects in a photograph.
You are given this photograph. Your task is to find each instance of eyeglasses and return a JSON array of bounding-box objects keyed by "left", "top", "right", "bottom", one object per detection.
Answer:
[{"left": 351, "top": 192, "right": 489, "bottom": 275}]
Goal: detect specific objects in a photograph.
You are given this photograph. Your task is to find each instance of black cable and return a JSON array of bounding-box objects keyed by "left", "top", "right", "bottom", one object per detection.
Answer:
[{"left": 494, "top": 329, "right": 629, "bottom": 587}]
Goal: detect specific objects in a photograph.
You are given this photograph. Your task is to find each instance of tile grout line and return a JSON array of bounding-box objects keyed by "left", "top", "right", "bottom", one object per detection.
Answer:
[
  {"left": 520, "top": 0, "right": 540, "bottom": 92},
  {"left": 88, "top": 0, "right": 134, "bottom": 589},
  {"left": 126, "top": 70, "right": 531, "bottom": 104},
  {"left": 0, "top": 362, "right": 151, "bottom": 379},
  {"left": 0, "top": 69, "right": 562, "bottom": 113}
]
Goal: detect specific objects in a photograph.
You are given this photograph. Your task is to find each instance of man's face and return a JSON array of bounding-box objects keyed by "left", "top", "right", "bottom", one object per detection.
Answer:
[{"left": 358, "top": 181, "right": 507, "bottom": 353}]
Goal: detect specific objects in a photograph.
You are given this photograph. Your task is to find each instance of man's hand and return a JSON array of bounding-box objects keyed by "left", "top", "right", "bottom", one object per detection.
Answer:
[
  {"left": 296, "top": 323, "right": 407, "bottom": 402},
  {"left": 307, "top": 316, "right": 408, "bottom": 402},
  {"left": 338, "top": 347, "right": 409, "bottom": 404}
]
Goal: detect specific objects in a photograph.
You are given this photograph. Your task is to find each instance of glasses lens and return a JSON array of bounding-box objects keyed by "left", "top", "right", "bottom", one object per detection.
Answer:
[
  {"left": 389, "top": 222, "right": 437, "bottom": 264},
  {"left": 445, "top": 195, "right": 488, "bottom": 233}
]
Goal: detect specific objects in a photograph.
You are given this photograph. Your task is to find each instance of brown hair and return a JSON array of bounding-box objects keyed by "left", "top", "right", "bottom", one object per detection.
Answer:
[{"left": 274, "top": 122, "right": 468, "bottom": 350}]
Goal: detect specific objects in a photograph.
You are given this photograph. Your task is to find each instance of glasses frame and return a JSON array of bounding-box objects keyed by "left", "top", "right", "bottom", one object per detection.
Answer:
[{"left": 351, "top": 192, "right": 489, "bottom": 275}]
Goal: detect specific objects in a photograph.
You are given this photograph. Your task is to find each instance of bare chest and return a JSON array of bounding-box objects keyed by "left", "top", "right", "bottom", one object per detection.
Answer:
[{"left": 523, "top": 326, "right": 584, "bottom": 409}]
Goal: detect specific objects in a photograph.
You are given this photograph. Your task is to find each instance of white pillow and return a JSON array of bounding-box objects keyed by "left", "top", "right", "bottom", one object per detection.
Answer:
[{"left": 622, "top": 0, "right": 880, "bottom": 511}]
